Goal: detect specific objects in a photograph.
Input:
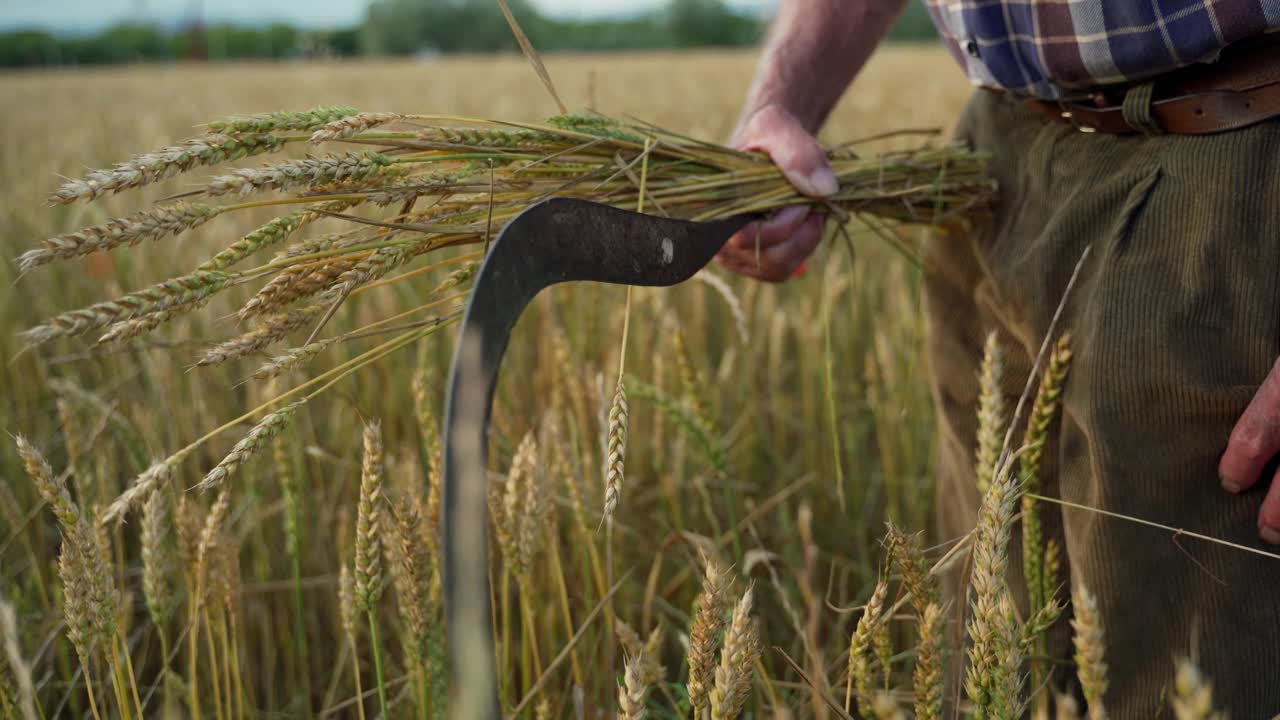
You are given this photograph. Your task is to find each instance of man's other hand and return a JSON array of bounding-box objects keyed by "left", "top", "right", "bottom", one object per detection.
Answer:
[
  {"left": 1219, "top": 357, "right": 1280, "bottom": 544},
  {"left": 715, "top": 105, "right": 836, "bottom": 282}
]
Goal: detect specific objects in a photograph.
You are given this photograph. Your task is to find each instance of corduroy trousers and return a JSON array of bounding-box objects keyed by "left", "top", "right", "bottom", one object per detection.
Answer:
[{"left": 927, "top": 89, "right": 1280, "bottom": 717}]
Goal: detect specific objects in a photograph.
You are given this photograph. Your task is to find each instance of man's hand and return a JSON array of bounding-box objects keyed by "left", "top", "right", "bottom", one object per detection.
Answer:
[
  {"left": 1218, "top": 357, "right": 1280, "bottom": 544},
  {"left": 714, "top": 0, "right": 905, "bottom": 281},
  {"left": 715, "top": 105, "right": 836, "bottom": 282}
]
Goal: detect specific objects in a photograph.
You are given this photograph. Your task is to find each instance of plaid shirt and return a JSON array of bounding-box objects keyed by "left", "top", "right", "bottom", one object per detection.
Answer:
[{"left": 925, "top": 0, "right": 1280, "bottom": 99}]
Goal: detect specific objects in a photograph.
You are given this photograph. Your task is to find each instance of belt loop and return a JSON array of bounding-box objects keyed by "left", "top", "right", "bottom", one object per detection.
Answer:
[{"left": 1121, "top": 81, "right": 1163, "bottom": 135}]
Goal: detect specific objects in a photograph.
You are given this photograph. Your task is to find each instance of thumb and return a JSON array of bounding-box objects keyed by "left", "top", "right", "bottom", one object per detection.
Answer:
[{"left": 735, "top": 105, "right": 838, "bottom": 198}]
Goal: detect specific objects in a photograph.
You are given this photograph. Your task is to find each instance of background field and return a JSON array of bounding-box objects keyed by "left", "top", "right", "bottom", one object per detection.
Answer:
[{"left": 0, "top": 48, "right": 975, "bottom": 717}]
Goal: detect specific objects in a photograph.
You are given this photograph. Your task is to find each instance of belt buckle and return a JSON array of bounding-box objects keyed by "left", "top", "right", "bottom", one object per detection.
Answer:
[{"left": 1058, "top": 101, "right": 1098, "bottom": 133}]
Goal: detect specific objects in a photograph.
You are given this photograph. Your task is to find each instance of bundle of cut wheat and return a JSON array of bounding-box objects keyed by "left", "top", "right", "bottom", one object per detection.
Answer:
[{"left": 19, "top": 107, "right": 991, "bottom": 517}]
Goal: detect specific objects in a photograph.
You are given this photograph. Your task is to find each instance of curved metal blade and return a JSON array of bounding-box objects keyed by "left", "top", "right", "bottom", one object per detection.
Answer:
[{"left": 441, "top": 197, "right": 753, "bottom": 718}]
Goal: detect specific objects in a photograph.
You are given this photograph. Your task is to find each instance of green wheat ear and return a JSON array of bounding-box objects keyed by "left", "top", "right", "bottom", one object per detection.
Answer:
[{"left": 1019, "top": 333, "right": 1073, "bottom": 710}]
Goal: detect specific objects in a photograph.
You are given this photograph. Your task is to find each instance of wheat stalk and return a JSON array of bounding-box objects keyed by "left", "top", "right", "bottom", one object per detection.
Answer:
[{"left": 692, "top": 270, "right": 748, "bottom": 344}]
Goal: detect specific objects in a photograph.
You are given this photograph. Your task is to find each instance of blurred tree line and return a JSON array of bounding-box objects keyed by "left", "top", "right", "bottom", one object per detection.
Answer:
[{"left": 0, "top": 0, "right": 937, "bottom": 68}]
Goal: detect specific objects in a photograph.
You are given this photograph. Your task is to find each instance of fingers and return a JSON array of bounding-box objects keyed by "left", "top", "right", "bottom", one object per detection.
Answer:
[
  {"left": 1219, "top": 358, "right": 1280, "bottom": 493},
  {"left": 715, "top": 215, "right": 823, "bottom": 283},
  {"left": 764, "top": 216, "right": 823, "bottom": 268},
  {"left": 716, "top": 206, "right": 811, "bottom": 280},
  {"left": 733, "top": 105, "right": 837, "bottom": 198},
  {"left": 725, "top": 206, "right": 810, "bottom": 252},
  {"left": 715, "top": 104, "right": 833, "bottom": 283},
  {"left": 1260, "top": 473, "right": 1280, "bottom": 544},
  {"left": 1219, "top": 357, "right": 1280, "bottom": 544}
]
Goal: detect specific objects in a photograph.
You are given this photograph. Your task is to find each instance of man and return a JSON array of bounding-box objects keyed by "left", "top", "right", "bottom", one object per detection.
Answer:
[{"left": 719, "top": 0, "right": 1280, "bottom": 714}]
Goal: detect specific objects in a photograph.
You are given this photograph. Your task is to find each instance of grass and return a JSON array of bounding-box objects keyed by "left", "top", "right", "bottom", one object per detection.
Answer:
[{"left": 0, "top": 48, "right": 1234, "bottom": 719}]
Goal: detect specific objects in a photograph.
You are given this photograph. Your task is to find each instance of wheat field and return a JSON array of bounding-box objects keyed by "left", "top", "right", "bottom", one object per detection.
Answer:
[{"left": 1, "top": 48, "right": 1204, "bottom": 719}]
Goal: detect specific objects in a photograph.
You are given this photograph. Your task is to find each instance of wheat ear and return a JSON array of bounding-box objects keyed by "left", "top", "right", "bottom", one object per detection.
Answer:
[
  {"left": 15, "top": 435, "right": 78, "bottom": 529},
  {"left": 974, "top": 331, "right": 1006, "bottom": 495},
  {"left": 847, "top": 579, "right": 889, "bottom": 717},
  {"left": 709, "top": 585, "right": 760, "bottom": 720},
  {"left": 1172, "top": 657, "right": 1222, "bottom": 720},
  {"left": 687, "top": 553, "right": 731, "bottom": 716},
  {"left": 310, "top": 112, "right": 404, "bottom": 143},
  {"left": 0, "top": 594, "right": 38, "bottom": 720},
  {"left": 353, "top": 417, "right": 390, "bottom": 719},
  {"left": 602, "top": 377, "right": 629, "bottom": 520},
  {"left": 354, "top": 418, "right": 385, "bottom": 609},
  {"left": 871, "top": 693, "right": 906, "bottom": 720},
  {"left": 102, "top": 459, "right": 172, "bottom": 526},
  {"left": 1021, "top": 334, "right": 1072, "bottom": 617},
  {"left": 964, "top": 461, "right": 1020, "bottom": 714},
  {"left": 1071, "top": 585, "right": 1108, "bottom": 720},
  {"left": 16, "top": 438, "right": 117, "bottom": 663},
  {"left": 200, "top": 401, "right": 305, "bottom": 491},
  {"left": 141, "top": 490, "right": 178, "bottom": 627},
  {"left": 618, "top": 653, "right": 651, "bottom": 720}
]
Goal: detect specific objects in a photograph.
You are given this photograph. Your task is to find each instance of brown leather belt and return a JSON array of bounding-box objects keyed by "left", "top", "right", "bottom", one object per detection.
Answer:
[{"left": 1024, "top": 40, "right": 1280, "bottom": 135}]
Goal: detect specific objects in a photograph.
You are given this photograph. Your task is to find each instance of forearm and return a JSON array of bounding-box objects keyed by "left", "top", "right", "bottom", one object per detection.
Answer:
[{"left": 736, "top": 0, "right": 907, "bottom": 134}]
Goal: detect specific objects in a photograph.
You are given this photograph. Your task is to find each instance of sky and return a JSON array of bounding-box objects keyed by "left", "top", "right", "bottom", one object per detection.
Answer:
[{"left": 0, "top": 0, "right": 777, "bottom": 33}]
